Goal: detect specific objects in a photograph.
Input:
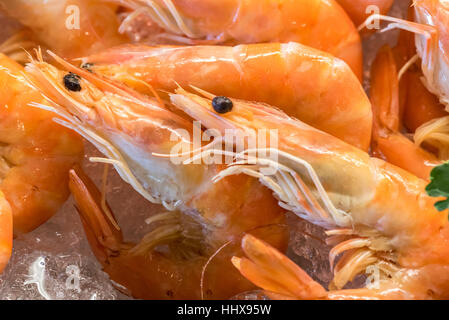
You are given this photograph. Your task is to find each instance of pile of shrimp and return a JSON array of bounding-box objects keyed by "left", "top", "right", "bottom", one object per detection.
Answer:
[{"left": 1, "top": 0, "right": 449, "bottom": 300}]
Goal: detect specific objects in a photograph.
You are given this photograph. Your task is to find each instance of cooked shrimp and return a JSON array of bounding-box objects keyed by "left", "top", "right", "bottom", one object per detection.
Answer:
[
  {"left": 336, "top": 0, "right": 394, "bottom": 26},
  {"left": 82, "top": 43, "right": 372, "bottom": 150},
  {"left": 0, "top": 0, "right": 127, "bottom": 58},
  {"left": 24, "top": 52, "right": 288, "bottom": 299},
  {"left": 0, "top": 53, "right": 84, "bottom": 234},
  {"left": 167, "top": 91, "right": 449, "bottom": 296},
  {"left": 108, "top": 0, "right": 363, "bottom": 79},
  {"left": 25, "top": 50, "right": 448, "bottom": 298},
  {"left": 162, "top": 91, "right": 449, "bottom": 299}
]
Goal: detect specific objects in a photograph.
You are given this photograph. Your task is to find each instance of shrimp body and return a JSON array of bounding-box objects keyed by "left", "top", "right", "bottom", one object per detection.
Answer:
[
  {"left": 25, "top": 53, "right": 288, "bottom": 299},
  {"left": 111, "top": 0, "right": 363, "bottom": 79},
  {"left": 26, "top": 51, "right": 449, "bottom": 298},
  {"left": 0, "top": 0, "right": 127, "bottom": 58},
  {"left": 0, "top": 54, "right": 83, "bottom": 234},
  {"left": 170, "top": 91, "right": 449, "bottom": 299},
  {"left": 84, "top": 43, "right": 372, "bottom": 150}
]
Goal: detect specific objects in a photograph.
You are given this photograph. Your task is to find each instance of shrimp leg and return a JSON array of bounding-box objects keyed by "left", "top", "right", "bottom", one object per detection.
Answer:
[{"left": 369, "top": 45, "right": 440, "bottom": 179}]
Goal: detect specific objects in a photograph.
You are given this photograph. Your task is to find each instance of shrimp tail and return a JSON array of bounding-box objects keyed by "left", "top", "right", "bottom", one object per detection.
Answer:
[
  {"left": 232, "top": 234, "right": 327, "bottom": 300},
  {"left": 69, "top": 165, "right": 123, "bottom": 265}
]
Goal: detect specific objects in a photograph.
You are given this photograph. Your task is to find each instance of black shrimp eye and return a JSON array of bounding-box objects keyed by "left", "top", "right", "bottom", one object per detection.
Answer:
[
  {"left": 212, "top": 96, "right": 233, "bottom": 114},
  {"left": 63, "top": 73, "right": 82, "bottom": 92}
]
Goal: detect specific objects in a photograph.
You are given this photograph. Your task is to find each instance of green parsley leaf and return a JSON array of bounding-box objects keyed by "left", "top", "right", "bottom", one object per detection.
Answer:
[{"left": 426, "top": 162, "right": 449, "bottom": 212}]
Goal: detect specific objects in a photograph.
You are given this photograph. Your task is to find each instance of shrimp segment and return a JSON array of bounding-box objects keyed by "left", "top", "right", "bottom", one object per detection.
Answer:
[
  {"left": 404, "top": 71, "right": 447, "bottom": 133},
  {"left": 0, "top": 53, "right": 83, "bottom": 234},
  {"left": 84, "top": 43, "right": 372, "bottom": 151},
  {"left": 109, "top": 0, "right": 363, "bottom": 79},
  {"left": 0, "top": 0, "right": 127, "bottom": 58},
  {"left": 361, "top": 1, "right": 449, "bottom": 158}
]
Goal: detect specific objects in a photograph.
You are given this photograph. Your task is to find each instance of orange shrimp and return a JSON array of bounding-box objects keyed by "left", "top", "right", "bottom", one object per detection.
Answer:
[
  {"left": 25, "top": 50, "right": 449, "bottom": 299},
  {"left": 24, "top": 51, "right": 288, "bottom": 299},
  {"left": 0, "top": 0, "right": 127, "bottom": 58},
  {"left": 108, "top": 0, "right": 363, "bottom": 79},
  {"left": 166, "top": 90, "right": 449, "bottom": 298},
  {"left": 0, "top": 53, "right": 84, "bottom": 235},
  {"left": 82, "top": 43, "right": 372, "bottom": 151}
]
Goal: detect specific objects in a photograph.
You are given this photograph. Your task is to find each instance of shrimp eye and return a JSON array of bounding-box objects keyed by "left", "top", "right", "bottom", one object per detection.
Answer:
[
  {"left": 212, "top": 96, "right": 233, "bottom": 114},
  {"left": 63, "top": 73, "right": 82, "bottom": 92}
]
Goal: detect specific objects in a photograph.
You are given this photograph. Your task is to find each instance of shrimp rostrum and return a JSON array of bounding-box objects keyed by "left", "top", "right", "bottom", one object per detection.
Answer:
[
  {"left": 24, "top": 51, "right": 288, "bottom": 300},
  {"left": 25, "top": 49, "right": 449, "bottom": 299}
]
